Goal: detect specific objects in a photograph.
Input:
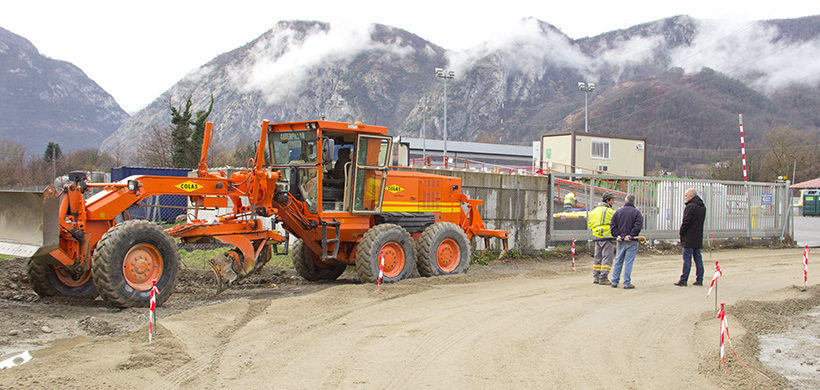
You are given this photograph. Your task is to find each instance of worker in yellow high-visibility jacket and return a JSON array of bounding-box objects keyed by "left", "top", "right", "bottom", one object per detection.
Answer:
[
  {"left": 563, "top": 192, "right": 577, "bottom": 211},
  {"left": 588, "top": 193, "right": 616, "bottom": 284}
]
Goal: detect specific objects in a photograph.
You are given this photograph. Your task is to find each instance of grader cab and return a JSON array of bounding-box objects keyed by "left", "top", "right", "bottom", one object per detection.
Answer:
[{"left": 0, "top": 120, "right": 507, "bottom": 308}]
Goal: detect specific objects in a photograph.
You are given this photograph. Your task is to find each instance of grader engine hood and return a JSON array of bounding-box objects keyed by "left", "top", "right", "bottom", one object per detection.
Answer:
[{"left": 0, "top": 189, "right": 61, "bottom": 257}]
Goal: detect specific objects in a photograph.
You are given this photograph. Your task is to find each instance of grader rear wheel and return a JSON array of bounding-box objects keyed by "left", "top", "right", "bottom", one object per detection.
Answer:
[
  {"left": 91, "top": 220, "right": 179, "bottom": 308},
  {"left": 27, "top": 258, "right": 97, "bottom": 298},
  {"left": 291, "top": 239, "right": 346, "bottom": 281},
  {"left": 355, "top": 224, "right": 415, "bottom": 283},
  {"left": 416, "top": 222, "right": 471, "bottom": 277}
]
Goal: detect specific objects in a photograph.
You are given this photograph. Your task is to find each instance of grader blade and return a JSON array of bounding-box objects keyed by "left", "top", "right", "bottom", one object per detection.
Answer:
[{"left": 0, "top": 190, "right": 60, "bottom": 258}]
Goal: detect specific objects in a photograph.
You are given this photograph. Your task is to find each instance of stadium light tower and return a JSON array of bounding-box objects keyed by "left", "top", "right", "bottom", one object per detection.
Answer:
[
  {"left": 436, "top": 68, "right": 455, "bottom": 161},
  {"left": 578, "top": 82, "right": 595, "bottom": 133}
]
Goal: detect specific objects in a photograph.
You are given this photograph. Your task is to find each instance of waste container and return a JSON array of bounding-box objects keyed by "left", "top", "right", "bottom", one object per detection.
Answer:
[{"left": 803, "top": 190, "right": 820, "bottom": 216}]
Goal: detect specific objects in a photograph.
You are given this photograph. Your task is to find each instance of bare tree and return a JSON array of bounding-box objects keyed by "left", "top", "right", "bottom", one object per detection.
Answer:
[
  {"left": 759, "top": 126, "right": 820, "bottom": 182},
  {"left": 135, "top": 124, "right": 175, "bottom": 167},
  {"left": 64, "top": 149, "right": 117, "bottom": 172},
  {"left": 0, "top": 140, "right": 27, "bottom": 189}
]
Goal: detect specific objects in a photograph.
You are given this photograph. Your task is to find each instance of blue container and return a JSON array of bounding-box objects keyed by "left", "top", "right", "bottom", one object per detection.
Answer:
[{"left": 110, "top": 166, "right": 193, "bottom": 222}]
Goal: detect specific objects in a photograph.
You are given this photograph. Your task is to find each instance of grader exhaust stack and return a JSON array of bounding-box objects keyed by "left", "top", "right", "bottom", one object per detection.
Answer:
[{"left": 0, "top": 189, "right": 61, "bottom": 258}]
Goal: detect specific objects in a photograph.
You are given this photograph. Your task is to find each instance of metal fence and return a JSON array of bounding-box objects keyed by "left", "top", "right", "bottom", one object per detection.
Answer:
[{"left": 549, "top": 173, "right": 792, "bottom": 246}]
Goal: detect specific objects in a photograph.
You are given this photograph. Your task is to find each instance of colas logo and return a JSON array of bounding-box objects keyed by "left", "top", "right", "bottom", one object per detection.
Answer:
[
  {"left": 386, "top": 184, "right": 404, "bottom": 194},
  {"left": 175, "top": 181, "right": 203, "bottom": 192}
]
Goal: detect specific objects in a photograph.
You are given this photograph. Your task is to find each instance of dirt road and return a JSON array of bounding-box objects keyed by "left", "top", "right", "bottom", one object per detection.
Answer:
[{"left": 1, "top": 248, "right": 817, "bottom": 389}]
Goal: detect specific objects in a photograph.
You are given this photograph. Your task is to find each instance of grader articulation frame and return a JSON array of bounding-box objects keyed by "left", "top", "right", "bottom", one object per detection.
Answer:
[{"left": 0, "top": 120, "right": 508, "bottom": 307}]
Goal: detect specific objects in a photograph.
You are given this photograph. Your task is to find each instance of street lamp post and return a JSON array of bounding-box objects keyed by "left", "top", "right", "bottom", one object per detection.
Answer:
[
  {"left": 436, "top": 68, "right": 455, "bottom": 163},
  {"left": 578, "top": 82, "right": 595, "bottom": 133},
  {"left": 418, "top": 102, "right": 431, "bottom": 163}
]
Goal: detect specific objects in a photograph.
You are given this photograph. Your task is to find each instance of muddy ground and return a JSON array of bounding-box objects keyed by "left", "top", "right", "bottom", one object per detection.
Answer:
[{"left": 0, "top": 247, "right": 818, "bottom": 389}]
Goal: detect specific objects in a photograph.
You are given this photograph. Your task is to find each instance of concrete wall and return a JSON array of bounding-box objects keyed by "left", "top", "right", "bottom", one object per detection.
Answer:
[{"left": 414, "top": 167, "right": 551, "bottom": 251}]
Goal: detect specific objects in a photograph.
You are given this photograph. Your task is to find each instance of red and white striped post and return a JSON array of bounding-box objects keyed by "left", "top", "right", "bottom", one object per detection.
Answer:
[
  {"left": 571, "top": 238, "right": 576, "bottom": 271},
  {"left": 804, "top": 245, "right": 810, "bottom": 287},
  {"left": 375, "top": 249, "right": 385, "bottom": 291},
  {"left": 149, "top": 279, "right": 160, "bottom": 343},
  {"left": 739, "top": 115, "right": 752, "bottom": 244},
  {"left": 717, "top": 302, "right": 728, "bottom": 372},
  {"left": 716, "top": 302, "right": 770, "bottom": 378},
  {"left": 707, "top": 259, "right": 722, "bottom": 308}
]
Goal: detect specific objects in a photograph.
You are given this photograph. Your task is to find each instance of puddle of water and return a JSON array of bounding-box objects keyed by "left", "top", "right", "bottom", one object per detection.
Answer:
[
  {"left": 0, "top": 335, "right": 91, "bottom": 370},
  {"left": 758, "top": 311, "right": 820, "bottom": 390},
  {"left": 29, "top": 336, "right": 91, "bottom": 359}
]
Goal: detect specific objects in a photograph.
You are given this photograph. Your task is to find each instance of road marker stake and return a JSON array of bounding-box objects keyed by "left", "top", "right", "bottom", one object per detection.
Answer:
[
  {"left": 803, "top": 245, "right": 810, "bottom": 287},
  {"left": 149, "top": 279, "right": 159, "bottom": 343},
  {"left": 376, "top": 250, "right": 385, "bottom": 291}
]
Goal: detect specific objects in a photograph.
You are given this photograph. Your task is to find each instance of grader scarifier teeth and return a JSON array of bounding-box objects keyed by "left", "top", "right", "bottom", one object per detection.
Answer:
[
  {"left": 0, "top": 190, "right": 60, "bottom": 258},
  {"left": 209, "top": 253, "right": 239, "bottom": 294}
]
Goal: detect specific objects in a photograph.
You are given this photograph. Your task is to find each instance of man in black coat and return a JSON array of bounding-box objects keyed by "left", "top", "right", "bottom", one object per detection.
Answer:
[{"left": 674, "top": 188, "right": 706, "bottom": 286}]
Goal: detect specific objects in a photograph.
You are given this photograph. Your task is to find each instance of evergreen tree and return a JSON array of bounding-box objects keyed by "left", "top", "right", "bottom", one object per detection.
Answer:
[
  {"left": 169, "top": 94, "right": 213, "bottom": 168},
  {"left": 43, "top": 142, "right": 62, "bottom": 163}
]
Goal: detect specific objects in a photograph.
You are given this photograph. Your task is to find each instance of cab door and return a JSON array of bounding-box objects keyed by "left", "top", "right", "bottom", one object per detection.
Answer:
[{"left": 350, "top": 135, "right": 391, "bottom": 213}]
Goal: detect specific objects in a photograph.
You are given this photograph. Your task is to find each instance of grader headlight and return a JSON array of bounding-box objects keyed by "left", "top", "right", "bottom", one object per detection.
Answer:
[{"left": 127, "top": 180, "right": 140, "bottom": 193}]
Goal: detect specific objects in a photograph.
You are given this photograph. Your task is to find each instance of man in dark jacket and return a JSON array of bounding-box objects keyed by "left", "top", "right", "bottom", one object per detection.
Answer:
[
  {"left": 674, "top": 188, "right": 706, "bottom": 286},
  {"left": 609, "top": 194, "right": 643, "bottom": 289}
]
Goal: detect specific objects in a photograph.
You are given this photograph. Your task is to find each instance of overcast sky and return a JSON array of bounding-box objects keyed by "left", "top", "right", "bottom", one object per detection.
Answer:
[{"left": 1, "top": 0, "right": 817, "bottom": 112}]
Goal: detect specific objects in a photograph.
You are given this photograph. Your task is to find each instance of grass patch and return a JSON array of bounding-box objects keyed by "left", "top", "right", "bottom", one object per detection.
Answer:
[
  {"left": 178, "top": 247, "right": 292, "bottom": 270},
  {"left": 0, "top": 254, "right": 14, "bottom": 261}
]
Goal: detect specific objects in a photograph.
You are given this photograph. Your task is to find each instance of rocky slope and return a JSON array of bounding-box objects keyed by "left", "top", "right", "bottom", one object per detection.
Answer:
[{"left": 0, "top": 27, "right": 128, "bottom": 154}]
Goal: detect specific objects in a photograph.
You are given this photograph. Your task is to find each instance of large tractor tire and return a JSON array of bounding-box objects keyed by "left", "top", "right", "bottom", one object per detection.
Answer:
[
  {"left": 291, "top": 239, "right": 346, "bottom": 281},
  {"left": 91, "top": 220, "right": 179, "bottom": 308},
  {"left": 251, "top": 240, "right": 272, "bottom": 273},
  {"left": 416, "top": 222, "right": 471, "bottom": 277},
  {"left": 355, "top": 224, "right": 415, "bottom": 283},
  {"left": 27, "top": 257, "right": 97, "bottom": 298}
]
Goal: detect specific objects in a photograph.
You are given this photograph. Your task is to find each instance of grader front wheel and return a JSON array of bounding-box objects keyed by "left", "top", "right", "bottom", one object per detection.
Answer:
[
  {"left": 91, "top": 220, "right": 179, "bottom": 308},
  {"left": 355, "top": 224, "right": 415, "bottom": 283},
  {"left": 291, "top": 239, "right": 346, "bottom": 281},
  {"left": 27, "top": 258, "right": 97, "bottom": 298}
]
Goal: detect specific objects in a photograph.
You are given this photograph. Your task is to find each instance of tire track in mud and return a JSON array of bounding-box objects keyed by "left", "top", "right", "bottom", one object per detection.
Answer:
[
  {"left": 314, "top": 276, "right": 570, "bottom": 388},
  {"left": 152, "top": 289, "right": 386, "bottom": 389},
  {"left": 154, "top": 299, "right": 272, "bottom": 390}
]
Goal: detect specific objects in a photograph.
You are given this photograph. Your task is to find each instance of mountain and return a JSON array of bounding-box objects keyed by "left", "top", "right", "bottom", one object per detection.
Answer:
[
  {"left": 102, "top": 16, "right": 820, "bottom": 170},
  {"left": 104, "top": 21, "right": 446, "bottom": 158},
  {"left": 0, "top": 27, "right": 129, "bottom": 154}
]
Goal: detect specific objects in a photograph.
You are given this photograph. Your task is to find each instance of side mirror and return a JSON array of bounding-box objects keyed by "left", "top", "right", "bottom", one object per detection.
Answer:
[{"left": 322, "top": 137, "right": 335, "bottom": 164}]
